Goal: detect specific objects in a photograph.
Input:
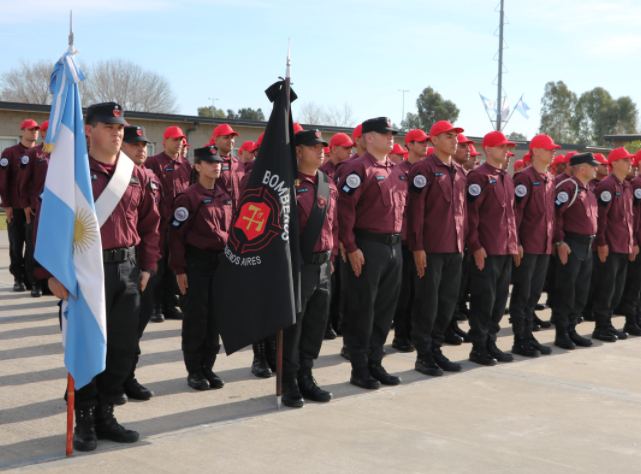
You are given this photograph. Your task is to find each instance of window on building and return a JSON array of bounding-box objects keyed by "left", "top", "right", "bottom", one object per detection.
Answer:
[
  {"left": 147, "top": 143, "right": 155, "bottom": 156},
  {"left": 0, "top": 136, "right": 18, "bottom": 153}
]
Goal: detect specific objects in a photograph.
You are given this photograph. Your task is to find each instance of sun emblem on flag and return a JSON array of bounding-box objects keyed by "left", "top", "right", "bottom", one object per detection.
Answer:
[{"left": 73, "top": 208, "right": 98, "bottom": 254}]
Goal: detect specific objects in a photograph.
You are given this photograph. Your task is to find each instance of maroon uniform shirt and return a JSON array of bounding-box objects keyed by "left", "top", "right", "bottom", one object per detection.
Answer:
[
  {"left": 466, "top": 162, "right": 518, "bottom": 256},
  {"left": 295, "top": 171, "right": 338, "bottom": 255},
  {"left": 595, "top": 174, "right": 636, "bottom": 253},
  {"left": 553, "top": 176, "right": 597, "bottom": 242},
  {"left": 407, "top": 154, "right": 466, "bottom": 254},
  {"left": 513, "top": 166, "right": 555, "bottom": 255},
  {"left": 319, "top": 160, "right": 339, "bottom": 182},
  {"left": 337, "top": 152, "right": 408, "bottom": 253},
  {"left": 90, "top": 156, "right": 160, "bottom": 271},
  {"left": 145, "top": 152, "right": 192, "bottom": 222},
  {"left": 217, "top": 154, "right": 246, "bottom": 211},
  {"left": 0, "top": 142, "right": 35, "bottom": 208},
  {"left": 168, "top": 183, "right": 233, "bottom": 274},
  {"left": 26, "top": 144, "right": 51, "bottom": 211},
  {"left": 631, "top": 176, "right": 641, "bottom": 245}
]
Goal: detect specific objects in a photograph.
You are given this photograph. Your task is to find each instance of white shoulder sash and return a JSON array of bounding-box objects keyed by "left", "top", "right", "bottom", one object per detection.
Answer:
[{"left": 94, "top": 152, "right": 135, "bottom": 227}]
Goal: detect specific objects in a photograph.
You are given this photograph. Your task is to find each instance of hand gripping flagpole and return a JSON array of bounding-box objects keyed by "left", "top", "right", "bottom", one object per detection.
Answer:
[{"left": 276, "top": 40, "right": 292, "bottom": 409}]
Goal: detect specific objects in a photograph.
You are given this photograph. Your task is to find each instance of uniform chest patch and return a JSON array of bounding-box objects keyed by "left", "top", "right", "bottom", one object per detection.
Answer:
[
  {"left": 20, "top": 155, "right": 29, "bottom": 165},
  {"left": 296, "top": 187, "right": 309, "bottom": 194},
  {"left": 556, "top": 191, "right": 569, "bottom": 203},
  {"left": 514, "top": 184, "right": 528, "bottom": 198},
  {"left": 413, "top": 175, "right": 428, "bottom": 189},
  {"left": 488, "top": 178, "right": 497, "bottom": 185},
  {"left": 634, "top": 188, "right": 641, "bottom": 200},
  {"left": 345, "top": 173, "right": 361, "bottom": 189},
  {"left": 0, "top": 157, "right": 8, "bottom": 167},
  {"left": 468, "top": 183, "right": 482, "bottom": 196},
  {"left": 600, "top": 190, "right": 612, "bottom": 203},
  {"left": 375, "top": 175, "right": 385, "bottom": 181},
  {"left": 174, "top": 206, "right": 189, "bottom": 222}
]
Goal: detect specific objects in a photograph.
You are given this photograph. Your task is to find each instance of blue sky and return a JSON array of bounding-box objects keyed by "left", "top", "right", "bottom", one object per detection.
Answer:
[{"left": 2, "top": 0, "right": 640, "bottom": 139}]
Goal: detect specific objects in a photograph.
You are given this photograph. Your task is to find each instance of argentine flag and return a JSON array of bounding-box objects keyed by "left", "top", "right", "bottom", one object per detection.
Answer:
[{"left": 35, "top": 51, "right": 106, "bottom": 389}]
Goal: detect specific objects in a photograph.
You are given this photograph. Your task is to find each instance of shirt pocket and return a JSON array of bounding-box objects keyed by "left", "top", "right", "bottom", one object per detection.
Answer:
[
  {"left": 436, "top": 173, "right": 452, "bottom": 203},
  {"left": 376, "top": 177, "right": 392, "bottom": 207}
]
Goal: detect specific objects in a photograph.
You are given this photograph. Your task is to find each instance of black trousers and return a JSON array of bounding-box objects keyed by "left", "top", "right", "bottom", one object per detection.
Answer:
[
  {"left": 76, "top": 254, "right": 141, "bottom": 406},
  {"left": 394, "top": 244, "right": 415, "bottom": 341},
  {"left": 411, "top": 252, "right": 463, "bottom": 355},
  {"left": 156, "top": 238, "right": 180, "bottom": 312},
  {"left": 618, "top": 256, "right": 641, "bottom": 318},
  {"left": 456, "top": 250, "right": 472, "bottom": 313},
  {"left": 181, "top": 249, "right": 221, "bottom": 374},
  {"left": 468, "top": 255, "right": 512, "bottom": 348},
  {"left": 343, "top": 238, "right": 402, "bottom": 368},
  {"left": 328, "top": 256, "right": 343, "bottom": 332},
  {"left": 509, "top": 254, "right": 550, "bottom": 339},
  {"left": 283, "top": 261, "right": 331, "bottom": 378},
  {"left": 126, "top": 268, "right": 158, "bottom": 383},
  {"left": 592, "top": 252, "right": 629, "bottom": 329},
  {"left": 7, "top": 208, "right": 27, "bottom": 282},
  {"left": 551, "top": 236, "right": 593, "bottom": 330}
]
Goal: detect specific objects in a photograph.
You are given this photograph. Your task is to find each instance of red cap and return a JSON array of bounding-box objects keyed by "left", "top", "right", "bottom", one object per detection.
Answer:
[
  {"left": 564, "top": 151, "right": 577, "bottom": 162},
  {"left": 293, "top": 122, "right": 304, "bottom": 134},
  {"left": 469, "top": 144, "right": 481, "bottom": 157},
  {"left": 390, "top": 143, "right": 406, "bottom": 156},
  {"left": 551, "top": 155, "right": 567, "bottom": 166},
  {"left": 404, "top": 129, "right": 429, "bottom": 144},
  {"left": 163, "top": 125, "right": 186, "bottom": 140},
  {"left": 426, "top": 146, "right": 435, "bottom": 156},
  {"left": 40, "top": 120, "right": 49, "bottom": 134},
  {"left": 323, "top": 146, "right": 331, "bottom": 155},
  {"left": 429, "top": 120, "right": 464, "bottom": 137},
  {"left": 252, "top": 132, "right": 265, "bottom": 152},
  {"left": 529, "top": 134, "right": 561, "bottom": 151},
  {"left": 211, "top": 124, "right": 239, "bottom": 140},
  {"left": 20, "top": 118, "right": 39, "bottom": 130},
  {"left": 594, "top": 153, "right": 608, "bottom": 165},
  {"left": 329, "top": 132, "right": 355, "bottom": 148},
  {"left": 352, "top": 124, "right": 363, "bottom": 141},
  {"left": 513, "top": 159, "right": 525, "bottom": 172},
  {"left": 181, "top": 137, "right": 190, "bottom": 148},
  {"left": 522, "top": 152, "right": 531, "bottom": 163},
  {"left": 482, "top": 131, "right": 516, "bottom": 148},
  {"left": 238, "top": 140, "right": 255, "bottom": 153},
  {"left": 608, "top": 147, "right": 634, "bottom": 164},
  {"left": 507, "top": 151, "right": 515, "bottom": 157},
  {"left": 457, "top": 133, "right": 474, "bottom": 145}
]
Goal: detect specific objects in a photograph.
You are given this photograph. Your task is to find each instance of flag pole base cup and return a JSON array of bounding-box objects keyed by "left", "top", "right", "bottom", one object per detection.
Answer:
[{"left": 276, "top": 395, "right": 282, "bottom": 410}]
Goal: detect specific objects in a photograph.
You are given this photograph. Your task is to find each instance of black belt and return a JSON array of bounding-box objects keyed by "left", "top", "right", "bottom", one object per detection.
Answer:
[
  {"left": 565, "top": 233, "right": 596, "bottom": 245},
  {"left": 307, "top": 250, "right": 331, "bottom": 265},
  {"left": 102, "top": 246, "right": 136, "bottom": 263},
  {"left": 355, "top": 230, "right": 401, "bottom": 246}
]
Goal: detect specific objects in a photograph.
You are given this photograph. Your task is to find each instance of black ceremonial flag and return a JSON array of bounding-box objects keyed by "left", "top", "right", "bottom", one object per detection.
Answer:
[{"left": 215, "top": 79, "right": 300, "bottom": 355}]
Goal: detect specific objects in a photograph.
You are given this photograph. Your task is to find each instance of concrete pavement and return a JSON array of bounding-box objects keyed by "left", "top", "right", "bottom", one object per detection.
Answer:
[{"left": 2, "top": 231, "right": 641, "bottom": 473}]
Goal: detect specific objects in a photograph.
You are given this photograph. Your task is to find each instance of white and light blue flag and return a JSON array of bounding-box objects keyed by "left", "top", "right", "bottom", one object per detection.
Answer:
[{"left": 34, "top": 50, "right": 106, "bottom": 389}]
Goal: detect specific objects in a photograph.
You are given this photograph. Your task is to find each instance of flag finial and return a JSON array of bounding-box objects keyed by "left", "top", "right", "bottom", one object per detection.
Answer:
[
  {"left": 285, "top": 38, "right": 291, "bottom": 80},
  {"left": 68, "top": 11, "right": 76, "bottom": 53}
]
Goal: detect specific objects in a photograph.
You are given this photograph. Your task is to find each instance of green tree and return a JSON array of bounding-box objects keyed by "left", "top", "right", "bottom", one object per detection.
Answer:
[
  {"left": 402, "top": 87, "right": 459, "bottom": 130},
  {"left": 508, "top": 131, "right": 527, "bottom": 141},
  {"left": 198, "top": 105, "right": 226, "bottom": 118},
  {"left": 573, "top": 88, "right": 638, "bottom": 146},
  {"left": 539, "top": 81, "right": 578, "bottom": 143},
  {"left": 227, "top": 107, "right": 265, "bottom": 121}
]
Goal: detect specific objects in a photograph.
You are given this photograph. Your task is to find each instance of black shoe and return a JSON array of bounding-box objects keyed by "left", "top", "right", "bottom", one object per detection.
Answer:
[
  {"left": 30, "top": 284, "right": 42, "bottom": 297},
  {"left": 624, "top": 323, "right": 641, "bottom": 336},
  {"left": 369, "top": 363, "right": 401, "bottom": 385},
  {"left": 592, "top": 327, "right": 617, "bottom": 343},
  {"left": 487, "top": 341, "right": 514, "bottom": 362},
  {"left": 532, "top": 320, "right": 542, "bottom": 332},
  {"left": 340, "top": 346, "right": 350, "bottom": 361},
  {"left": 350, "top": 369, "right": 380, "bottom": 390},
  {"left": 202, "top": 367, "right": 224, "bottom": 389},
  {"left": 535, "top": 303, "right": 546, "bottom": 311},
  {"left": 392, "top": 337, "right": 414, "bottom": 352},
  {"left": 529, "top": 336, "right": 552, "bottom": 355},
  {"left": 443, "top": 329, "right": 463, "bottom": 346},
  {"left": 469, "top": 349, "right": 497, "bottom": 366},
  {"left": 607, "top": 325, "right": 627, "bottom": 340},
  {"left": 251, "top": 343, "right": 272, "bottom": 378},
  {"left": 298, "top": 372, "right": 332, "bottom": 402},
  {"left": 432, "top": 347, "right": 461, "bottom": 372},
  {"left": 554, "top": 331, "right": 577, "bottom": 349},
  {"left": 112, "top": 393, "right": 128, "bottom": 406},
  {"left": 187, "top": 372, "right": 210, "bottom": 390},
  {"left": 95, "top": 403, "right": 139, "bottom": 443},
  {"left": 124, "top": 378, "right": 153, "bottom": 401},
  {"left": 511, "top": 340, "right": 539, "bottom": 358},
  {"left": 73, "top": 405, "right": 97, "bottom": 452},
  {"left": 452, "top": 322, "right": 469, "bottom": 339},
  {"left": 534, "top": 315, "right": 552, "bottom": 329},
  {"left": 324, "top": 326, "right": 337, "bottom": 340},
  {"left": 282, "top": 379, "right": 304, "bottom": 408},
  {"left": 164, "top": 306, "right": 183, "bottom": 320},
  {"left": 415, "top": 355, "right": 443, "bottom": 376},
  {"left": 13, "top": 280, "right": 26, "bottom": 292},
  {"left": 150, "top": 309, "right": 165, "bottom": 323},
  {"left": 569, "top": 329, "right": 593, "bottom": 347}
]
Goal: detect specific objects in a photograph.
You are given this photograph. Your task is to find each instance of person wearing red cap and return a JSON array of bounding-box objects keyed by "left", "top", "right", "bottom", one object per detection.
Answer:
[
  {"left": 351, "top": 123, "right": 365, "bottom": 159},
  {"left": 406, "top": 120, "right": 467, "bottom": 375},
  {"left": 508, "top": 134, "right": 559, "bottom": 358},
  {"left": 337, "top": 117, "right": 407, "bottom": 389},
  {"left": 466, "top": 144, "right": 481, "bottom": 171},
  {"left": 552, "top": 152, "right": 600, "bottom": 349},
  {"left": 391, "top": 128, "right": 430, "bottom": 352},
  {"left": 452, "top": 133, "right": 473, "bottom": 168},
  {"left": 591, "top": 147, "right": 639, "bottom": 341},
  {"left": 466, "top": 130, "right": 518, "bottom": 365},
  {"left": 554, "top": 152, "right": 575, "bottom": 184},
  {"left": 320, "top": 132, "right": 354, "bottom": 182},
  {"left": 512, "top": 159, "right": 525, "bottom": 173},
  {"left": 146, "top": 125, "right": 192, "bottom": 321},
  {"left": 209, "top": 123, "right": 246, "bottom": 211},
  {"left": 237, "top": 140, "right": 257, "bottom": 167},
  {"left": 388, "top": 143, "right": 407, "bottom": 165},
  {"left": 590, "top": 153, "right": 609, "bottom": 190},
  {"left": 0, "top": 118, "right": 40, "bottom": 292}
]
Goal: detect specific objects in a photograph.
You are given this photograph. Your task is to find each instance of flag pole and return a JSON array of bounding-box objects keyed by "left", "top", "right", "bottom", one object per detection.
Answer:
[
  {"left": 276, "top": 39, "right": 292, "bottom": 409},
  {"left": 66, "top": 373, "right": 75, "bottom": 456}
]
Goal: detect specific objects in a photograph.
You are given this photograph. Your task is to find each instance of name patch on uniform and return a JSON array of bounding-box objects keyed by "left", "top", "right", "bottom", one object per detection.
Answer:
[
  {"left": 488, "top": 178, "right": 497, "bottom": 185},
  {"left": 434, "top": 172, "right": 444, "bottom": 177},
  {"left": 91, "top": 174, "right": 98, "bottom": 181},
  {"left": 202, "top": 198, "right": 213, "bottom": 204},
  {"left": 634, "top": 188, "right": 641, "bottom": 200},
  {"left": 20, "top": 155, "right": 29, "bottom": 165},
  {"left": 164, "top": 166, "right": 174, "bottom": 172},
  {"left": 0, "top": 157, "right": 8, "bottom": 167},
  {"left": 399, "top": 175, "right": 407, "bottom": 181},
  {"left": 297, "top": 187, "right": 309, "bottom": 194},
  {"left": 222, "top": 164, "right": 230, "bottom": 171},
  {"left": 413, "top": 174, "right": 428, "bottom": 189},
  {"left": 514, "top": 184, "right": 528, "bottom": 198},
  {"left": 600, "top": 190, "right": 612, "bottom": 203},
  {"left": 375, "top": 175, "right": 385, "bottom": 181},
  {"left": 532, "top": 181, "right": 541, "bottom": 186},
  {"left": 468, "top": 183, "right": 482, "bottom": 196}
]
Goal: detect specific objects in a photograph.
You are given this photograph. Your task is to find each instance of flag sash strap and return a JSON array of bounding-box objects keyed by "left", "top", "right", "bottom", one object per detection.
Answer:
[{"left": 94, "top": 151, "right": 134, "bottom": 227}]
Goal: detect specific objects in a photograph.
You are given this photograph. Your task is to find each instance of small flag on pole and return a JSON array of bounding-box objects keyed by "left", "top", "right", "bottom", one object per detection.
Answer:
[
  {"left": 35, "top": 48, "right": 106, "bottom": 390},
  {"left": 515, "top": 96, "right": 531, "bottom": 119}
]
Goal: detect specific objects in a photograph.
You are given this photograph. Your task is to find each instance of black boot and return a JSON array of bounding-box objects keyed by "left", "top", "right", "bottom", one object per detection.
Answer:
[
  {"left": 443, "top": 325, "right": 463, "bottom": 345},
  {"left": 13, "top": 279, "right": 26, "bottom": 292},
  {"left": 415, "top": 351, "right": 443, "bottom": 376},
  {"left": 202, "top": 355, "right": 224, "bottom": 389},
  {"left": 469, "top": 342, "right": 497, "bottom": 366},
  {"left": 265, "top": 337, "right": 277, "bottom": 372},
  {"left": 124, "top": 377, "right": 153, "bottom": 400},
  {"left": 451, "top": 319, "right": 469, "bottom": 340},
  {"left": 150, "top": 304, "right": 164, "bottom": 323},
  {"left": 30, "top": 282, "right": 42, "bottom": 297},
  {"left": 251, "top": 342, "right": 272, "bottom": 378},
  {"left": 529, "top": 335, "right": 552, "bottom": 355},
  {"left": 593, "top": 314, "right": 618, "bottom": 342},
  {"left": 298, "top": 369, "right": 332, "bottom": 402},
  {"left": 350, "top": 366, "right": 380, "bottom": 390},
  {"left": 73, "top": 403, "right": 97, "bottom": 452},
  {"left": 187, "top": 372, "right": 210, "bottom": 390},
  {"left": 392, "top": 335, "right": 414, "bottom": 352},
  {"left": 554, "top": 327, "right": 576, "bottom": 349},
  {"left": 324, "top": 322, "right": 337, "bottom": 340},
  {"left": 512, "top": 338, "right": 539, "bottom": 357},
  {"left": 487, "top": 339, "right": 513, "bottom": 362},
  {"left": 568, "top": 326, "right": 593, "bottom": 347},
  {"left": 533, "top": 314, "right": 551, "bottom": 329},
  {"left": 607, "top": 324, "right": 628, "bottom": 340},
  {"left": 95, "top": 402, "right": 139, "bottom": 443},
  {"left": 623, "top": 316, "right": 641, "bottom": 336},
  {"left": 432, "top": 345, "right": 461, "bottom": 372},
  {"left": 369, "top": 362, "right": 401, "bottom": 385},
  {"left": 282, "top": 376, "right": 304, "bottom": 408}
]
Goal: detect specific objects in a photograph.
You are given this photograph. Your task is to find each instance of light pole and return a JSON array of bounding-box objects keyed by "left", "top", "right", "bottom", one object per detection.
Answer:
[{"left": 398, "top": 88, "right": 409, "bottom": 128}]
